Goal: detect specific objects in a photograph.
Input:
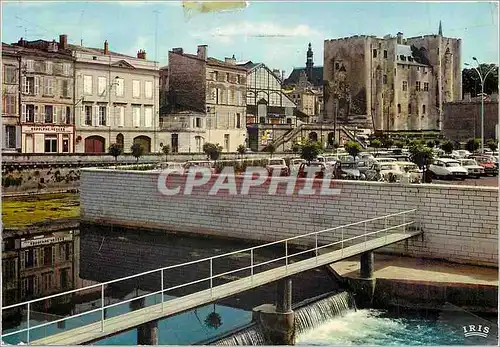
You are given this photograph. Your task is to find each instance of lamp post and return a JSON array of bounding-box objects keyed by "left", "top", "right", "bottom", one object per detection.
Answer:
[{"left": 464, "top": 58, "right": 496, "bottom": 153}]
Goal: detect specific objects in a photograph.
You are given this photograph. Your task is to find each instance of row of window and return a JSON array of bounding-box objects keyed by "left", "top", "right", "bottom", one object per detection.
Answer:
[
  {"left": 83, "top": 75, "right": 153, "bottom": 99},
  {"left": 21, "top": 267, "right": 72, "bottom": 298},
  {"left": 83, "top": 105, "right": 154, "bottom": 128},
  {"left": 401, "top": 81, "right": 429, "bottom": 92},
  {"left": 211, "top": 71, "right": 244, "bottom": 84},
  {"left": 21, "top": 76, "right": 72, "bottom": 97},
  {"left": 24, "top": 60, "right": 71, "bottom": 76},
  {"left": 21, "top": 243, "right": 72, "bottom": 270},
  {"left": 21, "top": 104, "right": 72, "bottom": 124},
  {"left": 208, "top": 88, "right": 244, "bottom": 106},
  {"left": 373, "top": 49, "right": 389, "bottom": 59},
  {"left": 397, "top": 103, "right": 427, "bottom": 115}
]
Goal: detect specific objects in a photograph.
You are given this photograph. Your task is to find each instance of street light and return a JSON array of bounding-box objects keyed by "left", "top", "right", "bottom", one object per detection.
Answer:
[{"left": 464, "top": 58, "right": 497, "bottom": 153}]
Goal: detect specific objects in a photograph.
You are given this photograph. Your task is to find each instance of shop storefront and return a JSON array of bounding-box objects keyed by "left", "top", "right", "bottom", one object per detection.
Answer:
[{"left": 21, "top": 125, "right": 74, "bottom": 153}]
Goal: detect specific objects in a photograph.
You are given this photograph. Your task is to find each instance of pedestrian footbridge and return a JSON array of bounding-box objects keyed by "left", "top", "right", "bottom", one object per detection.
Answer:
[{"left": 1, "top": 209, "right": 422, "bottom": 345}]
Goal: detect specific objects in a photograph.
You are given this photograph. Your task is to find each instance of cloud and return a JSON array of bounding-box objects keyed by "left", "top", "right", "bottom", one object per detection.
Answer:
[
  {"left": 191, "top": 22, "right": 322, "bottom": 44},
  {"left": 115, "top": 1, "right": 181, "bottom": 7}
]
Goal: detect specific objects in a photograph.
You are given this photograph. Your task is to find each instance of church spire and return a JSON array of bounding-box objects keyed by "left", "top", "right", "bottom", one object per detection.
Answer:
[
  {"left": 438, "top": 20, "right": 442, "bottom": 36},
  {"left": 306, "top": 43, "right": 314, "bottom": 82}
]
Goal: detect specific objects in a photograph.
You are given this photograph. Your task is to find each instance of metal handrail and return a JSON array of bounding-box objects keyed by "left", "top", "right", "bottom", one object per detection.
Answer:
[{"left": 1, "top": 209, "right": 417, "bottom": 344}]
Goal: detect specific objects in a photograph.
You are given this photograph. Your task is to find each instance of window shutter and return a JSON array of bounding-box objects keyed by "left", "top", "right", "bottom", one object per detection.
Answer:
[
  {"left": 92, "top": 105, "right": 98, "bottom": 126},
  {"left": 34, "top": 275, "right": 39, "bottom": 296},
  {"left": 22, "top": 76, "right": 27, "bottom": 94},
  {"left": 20, "top": 252, "right": 25, "bottom": 270},
  {"left": 21, "top": 104, "right": 27, "bottom": 122},
  {"left": 120, "top": 107, "right": 125, "bottom": 127},
  {"left": 106, "top": 106, "right": 110, "bottom": 126},
  {"left": 16, "top": 126, "right": 21, "bottom": 149},
  {"left": 39, "top": 105, "right": 45, "bottom": 123},
  {"left": 34, "top": 76, "right": 40, "bottom": 95},
  {"left": 52, "top": 246, "right": 56, "bottom": 265}
]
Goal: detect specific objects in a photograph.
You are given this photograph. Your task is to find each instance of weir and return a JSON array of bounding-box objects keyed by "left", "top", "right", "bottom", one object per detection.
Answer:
[{"left": 211, "top": 290, "right": 357, "bottom": 345}]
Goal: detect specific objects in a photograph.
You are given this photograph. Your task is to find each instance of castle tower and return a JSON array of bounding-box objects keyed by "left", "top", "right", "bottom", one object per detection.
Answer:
[
  {"left": 306, "top": 43, "right": 314, "bottom": 82},
  {"left": 438, "top": 20, "right": 443, "bottom": 36}
]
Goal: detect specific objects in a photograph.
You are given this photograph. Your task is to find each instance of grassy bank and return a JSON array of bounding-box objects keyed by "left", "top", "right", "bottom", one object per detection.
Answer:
[{"left": 2, "top": 193, "right": 80, "bottom": 229}]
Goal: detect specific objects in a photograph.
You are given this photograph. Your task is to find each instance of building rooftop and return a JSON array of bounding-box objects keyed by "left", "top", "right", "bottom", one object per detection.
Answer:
[
  {"left": 283, "top": 66, "right": 324, "bottom": 88},
  {"left": 173, "top": 50, "right": 247, "bottom": 71}
]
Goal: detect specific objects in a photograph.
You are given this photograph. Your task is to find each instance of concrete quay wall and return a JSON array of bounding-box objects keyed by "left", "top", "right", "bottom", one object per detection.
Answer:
[{"left": 80, "top": 169, "right": 498, "bottom": 266}]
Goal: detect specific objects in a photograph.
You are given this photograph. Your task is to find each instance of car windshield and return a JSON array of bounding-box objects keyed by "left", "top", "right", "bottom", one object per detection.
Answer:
[
  {"left": 291, "top": 160, "right": 303, "bottom": 165},
  {"left": 381, "top": 165, "right": 398, "bottom": 170},
  {"left": 462, "top": 160, "right": 477, "bottom": 166},
  {"left": 269, "top": 159, "right": 285, "bottom": 165},
  {"left": 324, "top": 157, "right": 337, "bottom": 162},
  {"left": 446, "top": 162, "right": 460, "bottom": 167}
]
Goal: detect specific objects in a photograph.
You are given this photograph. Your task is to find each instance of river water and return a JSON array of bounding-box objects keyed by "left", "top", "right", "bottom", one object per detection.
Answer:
[{"left": 2, "top": 224, "right": 497, "bottom": 345}]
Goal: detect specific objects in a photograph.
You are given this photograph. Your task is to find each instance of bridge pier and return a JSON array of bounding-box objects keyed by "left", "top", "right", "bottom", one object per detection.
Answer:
[
  {"left": 347, "top": 251, "right": 376, "bottom": 308},
  {"left": 129, "top": 297, "right": 159, "bottom": 345},
  {"left": 252, "top": 278, "right": 295, "bottom": 345}
]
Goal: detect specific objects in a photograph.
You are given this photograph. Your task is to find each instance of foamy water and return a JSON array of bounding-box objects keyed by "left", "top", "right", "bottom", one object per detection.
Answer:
[{"left": 297, "top": 309, "right": 464, "bottom": 346}]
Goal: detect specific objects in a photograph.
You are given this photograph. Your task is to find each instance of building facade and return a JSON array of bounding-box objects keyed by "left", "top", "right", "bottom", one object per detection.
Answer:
[
  {"left": 323, "top": 25, "right": 462, "bottom": 132},
  {"left": 2, "top": 228, "right": 76, "bottom": 307},
  {"left": 72, "top": 39, "right": 159, "bottom": 153},
  {"left": 1, "top": 43, "right": 22, "bottom": 153},
  {"left": 283, "top": 43, "right": 324, "bottom": 123},
  {"left": 10, "top": 37, "right": 76, "bottom": 153},
  {"left": 164, "top": 45, "right": 247, "bottom": 152}
]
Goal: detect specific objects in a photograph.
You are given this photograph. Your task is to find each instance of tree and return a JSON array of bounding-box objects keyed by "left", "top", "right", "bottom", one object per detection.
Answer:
[
  {"left": 426, "top": 140, "right": 435, "bottom": 149},
  {"left": 161, "top": 144, "right": 171, "bottom": 162},
  {"left": 462, "top": 64, "right": 498, "bottom": 98},
  {"left": 236, "top": 144, "right": 246, "bottom": 158},
  {"left": 344, "top": 141, "right": 361, "bottom": 160},
  {"left": 441, "top": 141, "right": 454, "bottom": 154},
  {"left": 409, "top": 145, "right": 434, "bottom": 182},
  {"left": 382, "top": 138, "right": 394, "bottom": 149},
  {"left": 130, "top": 143, "right": 144, "bottom": 163},
  {"left": 371, "top": 139, "right": 381, "bottom": 154},
  {"left": 394, "top": 141, "right": 404, "bottom": 149},
  {"left": 487, "top": 139, "right": 498, "bottom": 152},
  {"left": 204, "top": 304, "right": 222, "bottom": 330},
  {"left": 465, "top": 138, "right": 481, "bottom": 153},
  {"left": 108, "top": 143, "right": 122, "bottom": 163},
  {"left": 203, "top": 142, "right": 223, "bottom": 161},
  {"left": 267, "top": 143, "right": 276, "bottom": 158},
  {"left": 300, "top": 141, "right": 322, "bottom": 164},
  {"left": 434, "top": 139, "right": 441, "bottom": 147},
  {"left": 291, "top": 142, "right": 301, "bottom": 154}
]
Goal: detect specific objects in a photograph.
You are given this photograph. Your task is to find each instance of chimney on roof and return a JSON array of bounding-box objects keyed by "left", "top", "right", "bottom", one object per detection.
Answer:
[
  {"left": 396, "top": 32, "right": 403, "bottom": 44},
  {"left": 59, "top": 34, "right": 68, "bottom": 50},
  {"left": 172, "top": 47, "right": 183, "bottom": 54},
  {"left": 197, "top": 45, "right": 207, "bottom": 61},
  {"left": 137, "top": 49, "right": 146, "bottom": 59},
  {"left": 282, "top": 70, "right": 285, "bottom": 81},
  {"left": 104, "top": 40, "right": 109, "bottom": 55}
]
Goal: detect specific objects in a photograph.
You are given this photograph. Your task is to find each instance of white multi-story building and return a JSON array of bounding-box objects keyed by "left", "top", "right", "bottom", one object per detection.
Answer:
[
  {"left": 72, "top": 39, "right": 159, "bottom": 153},
  {"left": 161, "top": 45, "right": 247, "bottom": 153}
]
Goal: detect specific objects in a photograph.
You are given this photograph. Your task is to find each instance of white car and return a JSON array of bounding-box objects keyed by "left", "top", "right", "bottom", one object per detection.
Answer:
[
  {"left": 266, "top": 158, "right": 290, "bottom": 176},
  {"left": 457, "top": 158, "right": 484, "bottom": 178},
  {"left": 289, "top": 158, "right": 305, "bottom": 176},
  {"left": 429, "top": 158, "right": 468, "bottom": 180},
  {"left": 451, "top": 150, "right": 471, "bottom": 159},
  {"left": 155, "top": 162, "right": 185, "bottom": 172}
]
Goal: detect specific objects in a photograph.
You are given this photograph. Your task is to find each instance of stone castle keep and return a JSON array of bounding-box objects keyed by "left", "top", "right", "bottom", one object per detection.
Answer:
[{"left": 323, "top": 24, "right": 462, "bottom": 132}]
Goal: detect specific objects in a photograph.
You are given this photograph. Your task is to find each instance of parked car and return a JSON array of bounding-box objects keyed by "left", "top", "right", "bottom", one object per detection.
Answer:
[
  {"left": 297, "top": 162, "right": 331, "bottom": 179},
  {"left": 338, "top": 161, "right": 361, "bottom": 180},
  {"left": 356, "top": 161, "right": 372, "bottom": 179},
  {"left": 470, "top": 155, "right": 498, "bottom": 176},
  {"left": 451, "top": 150, "right": 471, "bottom": 159},
  {"left": 428, "top": 158, "right": 468, "bottom": 180},
  {"left": 184, "top": 160, "right": 216, "bottom": 174},
  {"left": 289, "top": 158, "right": 305, "bottom": 176},
  {"left": 457, "top": 158, "right": 485, "bottom": 178},
  {"left": 394, "top": 161, "right": 423, "bottom": 182},
  {"left": 266, "top": 158, "right": 290, "bottom": 176},
  {"left": 155, "top": 162, "right": 185, "bottom": 172}
]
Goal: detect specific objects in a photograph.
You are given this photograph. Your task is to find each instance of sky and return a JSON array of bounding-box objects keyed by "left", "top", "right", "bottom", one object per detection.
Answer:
[{"left": 2, "top": 1, "right": 499, "bottom": 76}]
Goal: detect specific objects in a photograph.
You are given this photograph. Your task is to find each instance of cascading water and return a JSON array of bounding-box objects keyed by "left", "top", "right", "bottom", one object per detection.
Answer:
[
  {"left": 212, "top": 325, "right": 265, "bottom": 346},
  {"left": 295, "top": 291, "right": 357, "bottom": 335}
]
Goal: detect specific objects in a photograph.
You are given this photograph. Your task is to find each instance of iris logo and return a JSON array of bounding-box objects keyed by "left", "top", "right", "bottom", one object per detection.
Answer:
[{"left": 462, "top": 324, "right": 490, "bottom": 338}]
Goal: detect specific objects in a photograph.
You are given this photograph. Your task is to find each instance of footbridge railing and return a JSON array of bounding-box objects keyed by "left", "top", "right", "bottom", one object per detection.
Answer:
[{"left": 1, "top": 209, "right": 419, "bottom": 345}]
